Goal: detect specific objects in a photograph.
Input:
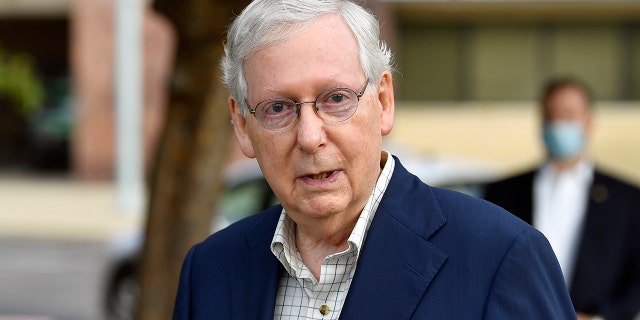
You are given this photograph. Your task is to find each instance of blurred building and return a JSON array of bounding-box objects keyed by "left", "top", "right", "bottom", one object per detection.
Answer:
[
  {"left": 0, "top": 0, "right": 173, "bottom": 180},
  {"left": 0, "top": 0, "right": 69, "bottom": 168},
  {"left": 0, "top": 0, "right": 68, "bottom": 76},
  {"left": 70, "top": 0, "right": 174, "bottom": 180},
  {"left": 0, "top": 0, "right": 638, "bottom": 180},
  {"left": 376, "top": 0, "right": 640, "bottom": 102}
]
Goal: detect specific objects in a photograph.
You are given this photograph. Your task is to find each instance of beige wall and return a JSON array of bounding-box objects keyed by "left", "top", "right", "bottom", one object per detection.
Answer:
[{"left": 390, "top": 102, "right": 640, "bottom": 186}]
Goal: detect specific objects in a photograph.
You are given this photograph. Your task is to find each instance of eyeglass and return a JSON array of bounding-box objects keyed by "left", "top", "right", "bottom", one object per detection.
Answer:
[{"left": 246, "top": 79, "right": 368, "bottom": 131}]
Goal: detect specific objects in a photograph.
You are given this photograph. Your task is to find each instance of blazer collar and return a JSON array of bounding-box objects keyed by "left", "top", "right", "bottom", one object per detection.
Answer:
[
  {"left": 341, "top": 157, "right": 448, "bottom": 319},
  {"left": 230, "top": 207, "right": 283, "bottom": 320}
]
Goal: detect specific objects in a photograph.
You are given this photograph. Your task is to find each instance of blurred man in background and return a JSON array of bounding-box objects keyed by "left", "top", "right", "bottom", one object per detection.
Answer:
[{"left": 484, "top": 77, "right": 640, "bottom": 320}]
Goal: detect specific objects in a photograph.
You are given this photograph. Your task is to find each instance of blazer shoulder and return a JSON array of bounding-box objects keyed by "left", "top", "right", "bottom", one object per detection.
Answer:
[
  {"left": 385, "top": 157, "right": 533, "bottom": 241},
  {"left": 193, "top": 205, "right": 281, "bottom": 260},
  {"left": 594, "top": 168, "right": 640, "bottom": 192},
  {"left": 485, "top": 169, "right": 536, "bottom": 190},
  {"left": 482, "top": 169, "right": 536, "bottom": 221},
  {"left": 432, "top": 186, "right": 533, "bottom": 238}
]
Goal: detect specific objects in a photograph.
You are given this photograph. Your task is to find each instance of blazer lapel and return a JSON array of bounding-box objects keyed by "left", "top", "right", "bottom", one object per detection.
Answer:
[
  {"left": 569, "top": 172, "right": 617, "bottom": 296},
  {"left": 340, "top": 159, "right": 448, "bottom": 319},
  {"left": 229, "top": 208, "right": 282, "bottom": 320},
  {"left": 520, "top": 171, "right": 535, "bottom": 224}
]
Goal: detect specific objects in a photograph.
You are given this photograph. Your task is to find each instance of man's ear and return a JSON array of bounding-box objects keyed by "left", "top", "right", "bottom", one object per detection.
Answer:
[
  {"left": 377, "top": 71, "right": 395, "bottom": 136},
  {"left": 229, "top": 97, "right": 256, "bottom": 158}
]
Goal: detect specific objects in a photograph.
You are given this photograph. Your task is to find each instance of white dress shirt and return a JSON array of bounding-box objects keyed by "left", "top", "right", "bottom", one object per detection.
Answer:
[
  {"left": 533, "top": 158, "right": 594, "bottom": 286},
  {"left": 270, "top": 152, "right": 395, "bottom": 319}
]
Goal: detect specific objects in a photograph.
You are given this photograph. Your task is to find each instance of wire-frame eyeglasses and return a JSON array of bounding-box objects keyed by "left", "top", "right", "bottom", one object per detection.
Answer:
[{"left": 246, "top": 79, "right": 369, "bottom": 131}]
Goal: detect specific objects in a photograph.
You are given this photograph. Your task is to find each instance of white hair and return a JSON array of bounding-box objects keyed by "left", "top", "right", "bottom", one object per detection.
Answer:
[{"left": 220, "top": 0, "right": 394, "bottom": 117}]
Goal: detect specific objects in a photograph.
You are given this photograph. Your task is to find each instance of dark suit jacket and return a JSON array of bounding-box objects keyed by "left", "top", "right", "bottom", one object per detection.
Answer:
[
  {"left": 174, "top": 158, "right": 576, "bottom": 319},
  {"left": 484, "top": 168, "right": 640, "bottom": 320}
]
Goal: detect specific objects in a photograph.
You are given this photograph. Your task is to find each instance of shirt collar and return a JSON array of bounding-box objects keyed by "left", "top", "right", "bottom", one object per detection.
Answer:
[
  {"left": 539, "top": 156, "right": 594, "bottom": 184},
  {"left": 270, "top": 151, "right": 395, "bottom": 276}
]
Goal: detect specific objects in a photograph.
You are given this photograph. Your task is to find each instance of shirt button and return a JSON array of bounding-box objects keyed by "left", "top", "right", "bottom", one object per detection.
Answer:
[{"left": 319, "top": 304, "right": 330, "bottom": 316}]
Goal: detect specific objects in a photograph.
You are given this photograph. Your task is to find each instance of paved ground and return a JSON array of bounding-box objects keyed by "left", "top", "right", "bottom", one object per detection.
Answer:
[{"left": 0, "top": 237, "right": 110, "bottom": 320}]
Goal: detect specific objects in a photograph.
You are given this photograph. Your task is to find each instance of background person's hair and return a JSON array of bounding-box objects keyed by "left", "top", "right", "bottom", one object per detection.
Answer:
[
  {"left": 221, "top": 0, "right": 394, "bottom": 118},
  {"left": 540, "top": 76, "right": 595, "bottom": 112}
]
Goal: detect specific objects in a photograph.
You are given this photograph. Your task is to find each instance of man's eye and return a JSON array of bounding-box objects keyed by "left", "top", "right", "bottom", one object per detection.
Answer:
[
  {"left": 329, "top": 93, "right": 345, "bottom": 103},
  {"left": 264, "top": 101, "right": 292, "bottom": 115},
  {"left": 270, "top": 103, "right": 285, "bottom": 113},
  {"left": 322, "top": 89, "right": 353, "bottom": 106}
]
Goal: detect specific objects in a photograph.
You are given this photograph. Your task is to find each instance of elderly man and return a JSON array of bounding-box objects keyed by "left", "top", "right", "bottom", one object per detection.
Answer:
[
  {"left": 173, "top": 0, "right": 576, "bottom": 319},
  {"left": 485, "top": 78, "right": 640, "bottom": 320}
]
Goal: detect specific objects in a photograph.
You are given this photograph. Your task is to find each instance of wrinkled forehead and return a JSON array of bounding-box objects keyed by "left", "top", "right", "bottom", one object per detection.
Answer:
[{"left": 243, "top": 14, "right": 362, "bottom": 94}]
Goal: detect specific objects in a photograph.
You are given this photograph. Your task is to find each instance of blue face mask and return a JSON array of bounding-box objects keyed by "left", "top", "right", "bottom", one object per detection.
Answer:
[{"left": 543, "top": 121, "right": 585, "bottom": 161}]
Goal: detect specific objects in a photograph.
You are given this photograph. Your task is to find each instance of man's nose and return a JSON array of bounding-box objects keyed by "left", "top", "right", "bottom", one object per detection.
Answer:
[{"left": 295, "top": 103, "right": 326, "bottom": 153}]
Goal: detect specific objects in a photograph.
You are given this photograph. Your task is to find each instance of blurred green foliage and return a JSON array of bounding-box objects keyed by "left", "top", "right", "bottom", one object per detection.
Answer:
[{"left": 0, "top": 45, "right": 44, "bottom": 115}]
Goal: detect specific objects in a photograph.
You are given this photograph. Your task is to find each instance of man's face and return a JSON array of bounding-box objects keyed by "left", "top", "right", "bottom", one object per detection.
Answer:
[
  {"left": 229, "top": 13, "right": 394, "bottom": 225},
  {"left": 541, "top": 85, "right": 593, "bottom": 160}
]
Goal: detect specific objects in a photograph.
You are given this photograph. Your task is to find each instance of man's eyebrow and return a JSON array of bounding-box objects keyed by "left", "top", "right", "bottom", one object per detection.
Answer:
[
  {"left": 263, "top": 86, "right": 281, "bottom": 95},
  {"left": 256, "top": 80, "right": 348, "bottom": 100},
  {"left": 250, "top": 86, "right": 282, "bottom": 101},
  {"left": 259, "top": 86, "right": 285, "bottom": 97}
]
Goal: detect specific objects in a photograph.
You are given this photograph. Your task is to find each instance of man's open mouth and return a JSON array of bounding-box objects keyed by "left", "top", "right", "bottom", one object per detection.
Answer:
[{"left": 309, "top": 171, "right": 332, "bottom": 180}]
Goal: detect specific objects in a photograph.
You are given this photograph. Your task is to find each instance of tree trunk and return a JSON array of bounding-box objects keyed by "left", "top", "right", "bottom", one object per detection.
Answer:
[{"left": 136, "top": 1, "right": 250, "bottom": 319}]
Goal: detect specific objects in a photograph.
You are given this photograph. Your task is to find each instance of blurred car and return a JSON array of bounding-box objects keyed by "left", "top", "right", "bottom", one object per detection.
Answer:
[
  {"left": 103, "top": 157, "right": 277, "bottom": 320},
  {"left": 102, "top": 143, "right": 501, "bottom": 320}
]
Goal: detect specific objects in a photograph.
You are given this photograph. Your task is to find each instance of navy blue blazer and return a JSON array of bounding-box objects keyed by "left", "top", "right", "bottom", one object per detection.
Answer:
[{"left": 174, "top": 158, "right": 576, "bottom": 319}]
